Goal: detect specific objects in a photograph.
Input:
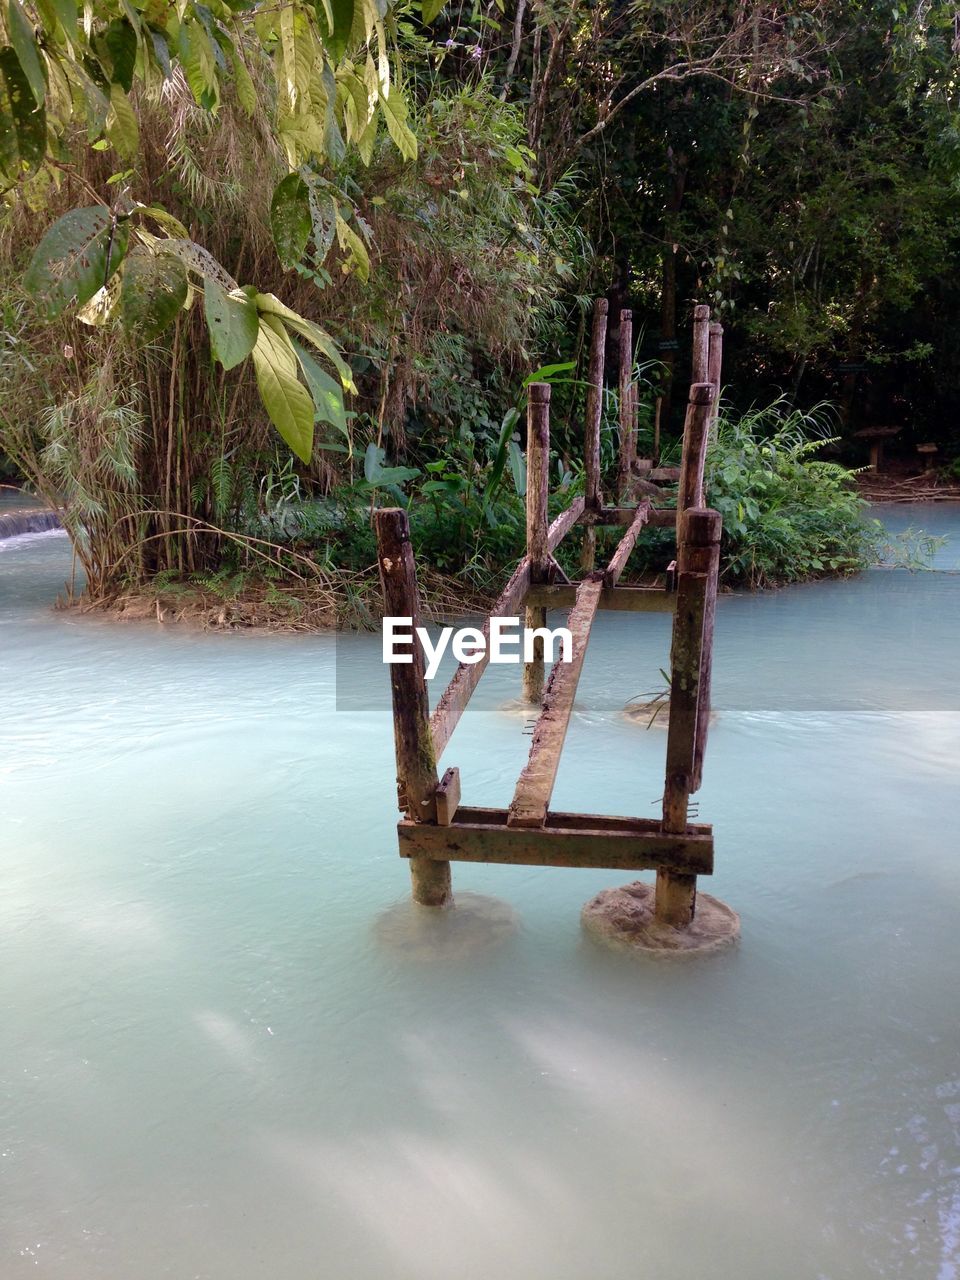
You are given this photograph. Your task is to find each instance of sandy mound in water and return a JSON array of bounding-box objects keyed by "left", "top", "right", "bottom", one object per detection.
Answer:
[
  {"left": 621, "top": 700, "right": 719, "bottom": 729},
  {"left": 374, "top": 891, "right": 519, "bottom": 961},
  {"left": 581, "top": 880, "right": 739, "bottom": 956}
]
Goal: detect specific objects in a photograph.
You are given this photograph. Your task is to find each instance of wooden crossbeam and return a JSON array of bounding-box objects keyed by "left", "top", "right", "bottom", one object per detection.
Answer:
[
  {"left": 430, "top": 555, "right": 531, "bottom": 759},
  {"left": 603, "top": 501, "right": 650, "bottom": 587},
  {"left": 526, "top": 583, "right": 676, "bottom": 613},
  {"left": 399, "top": 807, "right": 713, "bottom": 874},
  {"left": 547, "top": 495, "right": 585, "bottom": 553},
  {"left": 507, "top": 577, "right": 604, "bottom": 829},
  {"left": 582, "top": 506, "right": 676, "bottom": 529}
]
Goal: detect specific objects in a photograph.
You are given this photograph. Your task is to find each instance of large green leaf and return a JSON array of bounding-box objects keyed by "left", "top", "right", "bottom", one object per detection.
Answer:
[
  {"left": 0, "top": 46, "right": 44, "bottom": 184},
  {"left": 42, "top": 0, "right": 77, "bottom": 41},
  {"left": 24, "top": 205, "right": 129, "bottom": 318},
  {"left": 8, "top": 0, "right": 46, "bottom": 106},
  {"left": 104, "top": 17, "right": 137, "bottom": 91},
  {"left": 254, "top": 292, "right": 355, "bottom": 389},
  {"left": 291, "top": 339, "right": 348, "bottom": 439},
  {"left": 229, "top": 47, "right": 256, "bottom": 114},
  {"left": 270, "top": 172, "right": 311, "bottom": 269},
  {"left": 178, "top": 20, "right": 218, "bottom": 108},
  {"left": 379, "top": 85, "right": 417, "bottom": 160},
  {"left": 203, "top": 278, "right": 259, "bottom": 370},
  {"left": 251, "top": 315, "right": 314, "bottom": 463},
  {"left": 106, "top": 83, "right": 138, "bottom": 158},
  {"left": 363, "top": 442, "right": 419, "bottom": 487},
  {"left": 421, "top": 0, "right": 444, "bottom": 22},
  {"left": 324, "top": 0, "right": 354, "bottom": 61},
  {"left": 120, "top": 250, "right": 188, "bottom": 341}
]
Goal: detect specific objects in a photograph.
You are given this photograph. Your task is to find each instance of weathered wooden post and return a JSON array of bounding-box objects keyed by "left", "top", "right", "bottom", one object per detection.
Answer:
[
  {"left": 708, "top": 320, "right": 723, "bottom": 440},
  {"left": 692, "top": 303, "right": 711, "bottom": 384},
  {"left": 522, "top": 383, "right": 551, "bottom": 704},
  {"left": 581, "top": 298, "right": 608, "bottom": 573},
  {"left": 692, "top": 507, "right": 721, "bottom": 793},
  {"left": 375, "top": 507, "right": 452, "bottom": 908},
  {"left": 616, "top": 309, "right": 634, "bottom": 498},
  {"left": 675, "top": 383, "right": 714, "bottom": 535},
  {"left": 657, "top": 506, "right": 722, "bottom": 927}
]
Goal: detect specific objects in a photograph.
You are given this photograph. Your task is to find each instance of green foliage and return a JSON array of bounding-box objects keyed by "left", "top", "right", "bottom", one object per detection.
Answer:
[
  {"left": 4, "top": 0, "right": 438, "bottom": 463},
  {"left": 705, "top": 399, "right": 876, "bottom": 587}
]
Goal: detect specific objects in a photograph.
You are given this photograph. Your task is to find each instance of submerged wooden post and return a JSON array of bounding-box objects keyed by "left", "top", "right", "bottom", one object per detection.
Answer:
[
  {"left": 692, "top": 303, "right": 710, "bottom": 385},
  {"left": 692, "top": 510, "right": 722, "bottom": 793},
  {"left": 656, "top": 507, "right": 721, "bottom": 927},
  {"left": 581, "top": 298, "right": 608, "bottom": 573},
  {"left": 616, "top": 309, "right": 634, "bottom": 498},
  {"left": 375, "top": 507, "right": 452, "bottom": 908},
  {"left": 523, "top": 383, "right": 551, "bottom": 704}
]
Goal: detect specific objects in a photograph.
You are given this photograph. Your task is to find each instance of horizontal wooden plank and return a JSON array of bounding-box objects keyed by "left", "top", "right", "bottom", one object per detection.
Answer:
[
  {"left": 584, "top": 506, "right": 677, "bottom": 529},
  {"left": 508, "top": 577, "right": 604, "bottom": 829},
  {"left": 603, "top": 500, "right": 650, "bottom": 587},
  {"left": 526, "top": 584, "right": 676, "bottom": 613},
  {"left": 398, "top": 811, "right": 713, "bottom": 874},
  {"left": 547, "top": 495, "right": 585, "bottom": 552},
  {"left": 650, "top": 466, "right": 681, "bottom": 482},
  {"left": 455, "top": 805, "right": 710, "bottom": 837},
  {"left": 430, "top": 556, "right": 531, "bottom": 759}
]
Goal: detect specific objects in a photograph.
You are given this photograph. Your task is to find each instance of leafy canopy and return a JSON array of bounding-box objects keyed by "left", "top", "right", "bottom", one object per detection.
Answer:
[{"left": 2, "top": 0, "right": 440, "bottom": 459}]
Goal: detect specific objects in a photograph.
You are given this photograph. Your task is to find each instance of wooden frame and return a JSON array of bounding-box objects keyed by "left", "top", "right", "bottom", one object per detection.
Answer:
[{"left": 376, "top": 301, "right": 725, "bottom": 931}]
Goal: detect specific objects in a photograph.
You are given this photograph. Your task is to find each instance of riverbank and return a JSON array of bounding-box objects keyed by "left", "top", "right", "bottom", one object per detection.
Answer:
[
  {"left": 856, "top": 469, "right": 960, "bottom": 503},
  {"left": 4, "top": 486, "right": 950, "bottom": 634},
  {"left": 57, "top": 567, "right": 499, "bottom": 633}
]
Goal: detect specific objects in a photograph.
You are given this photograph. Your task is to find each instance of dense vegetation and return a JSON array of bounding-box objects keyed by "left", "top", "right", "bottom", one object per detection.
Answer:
[{"left": 1, "top": 0, "right": 957, "bottom": 619}]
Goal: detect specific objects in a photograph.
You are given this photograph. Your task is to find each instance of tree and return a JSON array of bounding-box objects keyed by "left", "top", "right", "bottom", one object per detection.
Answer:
[{"left": 1, "top": 0, "right": 429, "bottom": 460}]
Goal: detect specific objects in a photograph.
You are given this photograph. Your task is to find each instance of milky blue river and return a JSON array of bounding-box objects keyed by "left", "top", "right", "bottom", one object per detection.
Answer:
[{"left": 1, "top": 506, "right": 959, "bottom": 1279}]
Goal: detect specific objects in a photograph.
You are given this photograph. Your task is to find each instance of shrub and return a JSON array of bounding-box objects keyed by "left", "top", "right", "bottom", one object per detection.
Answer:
[{"left": 705, "top": 399, "right": 876, "bottom": 587}]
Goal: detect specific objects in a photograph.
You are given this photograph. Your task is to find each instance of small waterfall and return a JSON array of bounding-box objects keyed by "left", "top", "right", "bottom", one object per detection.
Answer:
[{"left": 0, "top": 509, "right": 62, "bottom": 539}]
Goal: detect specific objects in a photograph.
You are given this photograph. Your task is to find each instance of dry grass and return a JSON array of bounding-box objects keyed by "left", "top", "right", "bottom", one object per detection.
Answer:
[{"left": 57, "top": 563, "right": 499, "bottom": 633}]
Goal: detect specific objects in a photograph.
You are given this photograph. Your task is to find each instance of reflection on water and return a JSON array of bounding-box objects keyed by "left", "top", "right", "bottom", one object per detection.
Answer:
[{"left": 1, "top": 509, "right": 958, "bottom": 1279}]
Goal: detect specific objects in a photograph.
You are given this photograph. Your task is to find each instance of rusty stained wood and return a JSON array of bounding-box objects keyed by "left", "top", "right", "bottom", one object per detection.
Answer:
[
  {"left": 507, "top": 577, "right": 604, "bottom": 829},
  {"left": 692, "top": 512, "right": 722, "bottom": 793},
  {"left": 374, "top": 507, "right": 450, "bottom": 907},
  {"left": 523, "top": 382, "right": 552, "bottom": 705},
  {"left": 617, "top": 309, "right": 635, "bottom": 498},
  {"left": 430, "top": 555, "right": 531, "bottom": 760},
  {"left": 582, "top": 505, "right": 677, "bottom": 530},
  {"left": 547, "top": 495, "right": 585, "bottom": 553},
  {"left": 661, "top": 570, "right": 708, "bottom": 832},
  {"left": 603, "top": 500, "right": 650, "bottom": 587},
  {"left": 583, "top": 299, "right": 608, "bottom": 512},
  {"left": 526, "top": 583, "right": 676, "bottom": 613},
  {"left": 435, "top": 766, "right": 461, "bottom": 826},
  {"left": 526, "top": 383, "right": 552, "bottom": 575},
  {"left": 656, "top": 508, "right": 720, "bottom": 926},
  {"left": 675, "top": 384, "right": 714, "bottom": 536},
  {"left": 399, "top": 809, "right": 713, "bottom": 875},
  {"left": 582, "top": 299, "right": 609, "bottom": 574},
  {"left": 692, "top": 303, "right": 711, "bottom": 384}
]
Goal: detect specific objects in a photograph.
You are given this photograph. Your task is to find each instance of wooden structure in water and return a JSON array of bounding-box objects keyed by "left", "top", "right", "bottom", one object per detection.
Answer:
[{"left": 376, "top": 302, "right": 725, "bottom": 932}]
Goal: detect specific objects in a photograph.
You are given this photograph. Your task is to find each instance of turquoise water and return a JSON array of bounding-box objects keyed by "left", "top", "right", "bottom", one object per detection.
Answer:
[{"left": 1, "top": 510, "right": 959, "bottom": 1280}]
